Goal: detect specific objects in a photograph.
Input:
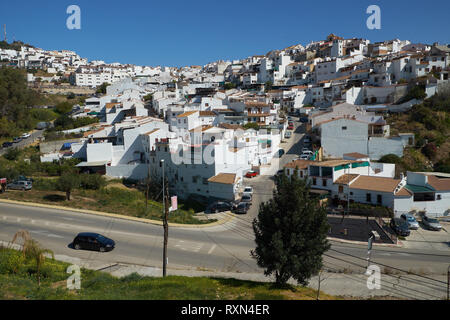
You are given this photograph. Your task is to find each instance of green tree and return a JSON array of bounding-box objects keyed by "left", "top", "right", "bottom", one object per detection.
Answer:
[
  {"left": 378, "top": 154, "right": 401, "bottom": 164},
  {"left": 54, "top": 101, "right": 73, "bottom": 114},
  {"left": 224, "top": 82, "right": 236, "bottom": 90},
  {"left": 243, "top": 122, "right": 260, "bottom": 131},
  {"left": 4, "top": 147, "right": 21, "bottom": 161},
  {"left": 251, "top": 173, "right": 330, "bottom": 286},
  {"left": 264, "top": 81, "right": 273, "bottom": 92},
  {"left": 96, "top": 82, "right": 110, "bottom": 94},
  {"left": 57, "top": 171, "right": 80, "bottom": 200},
  {"left": 11, "top": 230, "right": 54, "bottom": 287}
]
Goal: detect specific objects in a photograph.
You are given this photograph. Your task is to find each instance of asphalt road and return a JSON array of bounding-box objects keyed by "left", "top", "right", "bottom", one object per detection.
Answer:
[{"left": 0, "top": 129, "right": 44, "bottom": 156}]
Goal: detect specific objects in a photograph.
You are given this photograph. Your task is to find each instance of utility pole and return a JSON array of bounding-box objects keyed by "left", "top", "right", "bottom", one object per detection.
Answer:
[
  {"left": 161, "top": 159, "right": 169, "bottom": 277},
  {"left": 447, "top": 265, "right": 449, "bottom": 301}
]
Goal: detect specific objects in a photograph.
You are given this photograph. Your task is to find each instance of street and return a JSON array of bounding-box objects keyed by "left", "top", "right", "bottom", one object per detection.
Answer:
[{"left": 0, "top": 129, "right": 45, "bottom": 156}]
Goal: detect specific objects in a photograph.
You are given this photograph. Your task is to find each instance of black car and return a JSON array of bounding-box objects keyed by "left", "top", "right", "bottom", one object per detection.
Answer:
[
  {"left": 233, "top": 202, "right": 251, "bottom": 214},
  {"left": 390, "top": 218, "right": 410, "bottom": 237},
  {"left": 206, "top": 201, "right": 232, "bottom": 213},
  {"left": 73, "top": 232, "right": 115, "bottom": 252},
  {"left": 300, "top": 117, "right": 309, "bottom": 123},
  {"left": 278, "top": 149, "right": 285, "bottom": 157},
  {"left": 2, "top": 142, "right": 13, "bottom": 148}
]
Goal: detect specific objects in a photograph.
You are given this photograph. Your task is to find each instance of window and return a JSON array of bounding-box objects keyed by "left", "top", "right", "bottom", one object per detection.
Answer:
[
  {"left": 437, "top": 195, "right": 441, "bottom": 200},
  {"left": 322, "top": 179, "right": 327, "bottom": 187},
  {"left": 312, "top": 178, "right": 317, "bottom": 185},
  {"left": 342, "top": 126, "right": 347, "bottom": 130},
  {"left": 377, "top": 194, "right": 382, "bottom": 204},
  {"left": 338, "top": 185, "right": 344, "bottom": 193},
  {"left": 366, "top": 193, "right": 371, "bottom": 202}
]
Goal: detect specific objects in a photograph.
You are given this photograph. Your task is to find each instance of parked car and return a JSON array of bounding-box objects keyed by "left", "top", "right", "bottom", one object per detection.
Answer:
[
  {"left": 73, "top": 232, "right": 115, "bottom": 252},
  {"left": 400, "top": 213, "right": 419, "bottom": 230},
  {"left": 2, "top": 142, "right": 13, "bottom": 148},
  {"left": 233, "top": 202, "right": 251, "bottom": 214},
  {"left": 390, "top": 218, "right": 410, "bottom": 237},
  {"left": 241, "top": 194, "right": 252, "bottom": 203},
  {"left": 284, "top": 131, "right": 292, "bottom": 138},
  {"left": 206, "top": 201, "right": 232, "bottom": 213},
  {"left": 422, "top": 216, "right": 442, "bottom": 231},
  {"left": 243, "top": 186, "right": 253, "bottom": 196},
  {"left": 12, "top": 137, "right": 22, "bottom": 143},
  {"left": 6, "top": 180, "right": 32, "bottom": 191},
  {"left": 278, "top": 149, "right": 285, "bottom": 157},
  {"left": 245, "top": 171, "right": 258, "bottom": 178},
  {"left": 18, "top": 175, "right": 34, "bottom": 183},
  {"left": 299, "top": 154, "right": 309, "bottom": 160},
  {"left": 302, "top": 150, "right": 314, "bottom": 156},
  {"left": 302, "top": 147, "right": 311, "bottom": 153},
  {"left": 303, "top": 136, "right": 311, "bottom": 143},
  {"left": 21, "top": 132, "right": 31, "bottom": 139},
  {"left": 287, "top": 125, "right": 294, "bottom": 130},
  {"left": 300, "top": 117, "right": 309, "bottom": 123}
]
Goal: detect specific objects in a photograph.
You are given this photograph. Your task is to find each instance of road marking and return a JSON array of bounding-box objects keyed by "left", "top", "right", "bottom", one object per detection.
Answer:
[
  {"left": 208, "top": 244, "right": 217, "bottom": 255},
  {"left": 174, "top": 240, "right": 203, "bottom": 252}
]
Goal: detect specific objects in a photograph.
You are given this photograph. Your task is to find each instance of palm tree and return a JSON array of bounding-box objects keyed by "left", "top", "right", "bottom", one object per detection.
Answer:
[{"left": 12, "top": 230, "right": 54, "bottom": 287}]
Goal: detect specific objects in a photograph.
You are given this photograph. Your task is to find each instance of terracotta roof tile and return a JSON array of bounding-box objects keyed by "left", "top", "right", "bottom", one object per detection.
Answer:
[
  {"left": 350, "top": 176, "right": 401, "bottom": 193},
  {"left": 207, "top": 173, "right": 237, "bottom": 185},
  {"left": 427, "top": 175, "right": 450, "bottom": 191},
  {"left": 335, "top": 174, "right": 360, "bottom": 185}
]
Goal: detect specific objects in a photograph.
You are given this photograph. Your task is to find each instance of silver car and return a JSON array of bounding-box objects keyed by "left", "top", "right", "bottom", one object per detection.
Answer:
[
  {"left": 7, "top": 180, "right": 32, "bottom": 191},
  {"left": 422, "top": 216, "right": 442, "bottom": 231},
  {"left": 400, "top": 213, "right": 419, "bottom": 230}
]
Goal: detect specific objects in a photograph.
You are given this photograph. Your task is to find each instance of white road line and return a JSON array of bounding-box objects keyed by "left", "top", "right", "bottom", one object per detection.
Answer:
[{"left": 208, "top": 244, "right": 216, "bottom": 255}]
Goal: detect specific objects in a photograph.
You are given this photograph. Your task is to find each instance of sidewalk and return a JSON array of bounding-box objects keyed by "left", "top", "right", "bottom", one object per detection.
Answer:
[{"left": 0, "top": 198, "right": 234, "bottom": 229}]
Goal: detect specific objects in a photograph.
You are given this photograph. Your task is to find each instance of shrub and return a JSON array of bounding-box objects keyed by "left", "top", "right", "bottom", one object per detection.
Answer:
[
  {"left": 79, "top": 174, "right": 106, "bottom": 190},
  {"left": 0, "top": 249, "right": 25, "bottom": 274},
  {"left": 421, "top": 142, "right": 437, "bottom": 159},
  {"left": 4, "top": 148, "right": 21, "bottom": 161}
]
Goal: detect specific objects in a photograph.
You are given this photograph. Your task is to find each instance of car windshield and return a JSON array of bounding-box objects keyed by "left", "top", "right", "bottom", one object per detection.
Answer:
[
  {"left": 407, "top": 216, "right": 415, "bottom": 222},
  {"left": 427, "top": 218, "right": 439, "bottom": 223},
  {"left": 96, "top": 234, "right": 106, "bottom": 241}
]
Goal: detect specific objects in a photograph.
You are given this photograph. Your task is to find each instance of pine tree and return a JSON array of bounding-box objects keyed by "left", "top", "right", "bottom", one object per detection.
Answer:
[{"left": 251, "top": 172, "right": 330, "bottom": 286}]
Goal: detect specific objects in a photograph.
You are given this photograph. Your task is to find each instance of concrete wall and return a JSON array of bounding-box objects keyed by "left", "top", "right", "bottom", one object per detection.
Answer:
[
  {"left": 40, "top": 139, "right": 82, "bottom": 153},
  {"left": 105, "top": 164, "right": 149, "bottom": 180},
  {"left": 368, "top": 137, "right": 404, "bottom": 160}
]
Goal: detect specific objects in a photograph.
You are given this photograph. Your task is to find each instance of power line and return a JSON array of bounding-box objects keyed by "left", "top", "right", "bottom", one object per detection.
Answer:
[
  {"left": 328, "top": 248, "right": 448, "bottom": 286},
  {"left": 323, "top": 253, "right": 442, "bottom": 300}
]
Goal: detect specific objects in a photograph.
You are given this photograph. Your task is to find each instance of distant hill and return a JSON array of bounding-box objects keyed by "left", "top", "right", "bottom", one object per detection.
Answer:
[{"left": 0, "top": 40, "right": 33, "bottom": 51}]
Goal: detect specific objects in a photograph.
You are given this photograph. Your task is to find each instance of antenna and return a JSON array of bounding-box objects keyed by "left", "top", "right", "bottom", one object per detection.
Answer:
[{"left": 3, "top": 24, "right": 6, "bottom": 42}]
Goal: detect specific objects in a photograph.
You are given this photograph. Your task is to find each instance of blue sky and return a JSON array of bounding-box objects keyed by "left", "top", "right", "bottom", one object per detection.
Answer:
[{"left": 0, "top": 0, "right": 449, "bottom": 67}]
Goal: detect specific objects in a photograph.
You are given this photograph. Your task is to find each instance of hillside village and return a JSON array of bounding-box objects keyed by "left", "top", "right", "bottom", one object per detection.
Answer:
[{"left": 1, "top": 34, "right": 449, "bottom": 218}]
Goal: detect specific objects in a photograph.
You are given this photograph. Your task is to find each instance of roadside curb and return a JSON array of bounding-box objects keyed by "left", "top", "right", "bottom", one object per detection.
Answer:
[
  {"left": 327, "top": 236, "right": 403, "bottom": 248},
  {"left": 0, "top": 199, "right": 234, "bottom": 229}
]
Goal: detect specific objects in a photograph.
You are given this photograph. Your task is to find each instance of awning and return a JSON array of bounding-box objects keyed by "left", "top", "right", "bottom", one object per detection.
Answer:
[
  {"left": 404, "top": 184, "right": 435, "bottom": 193},
  {"left": 76, "top": 160, "right": 109, "bottom": 167}
]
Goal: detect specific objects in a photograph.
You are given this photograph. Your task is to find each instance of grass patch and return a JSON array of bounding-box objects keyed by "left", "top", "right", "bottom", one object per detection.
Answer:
[
  {"left": 0, "top": 248, "right": 338, "bottom": 300},
  {"left": 0, "top": 185, "right": 213, "bottom": 225}
]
